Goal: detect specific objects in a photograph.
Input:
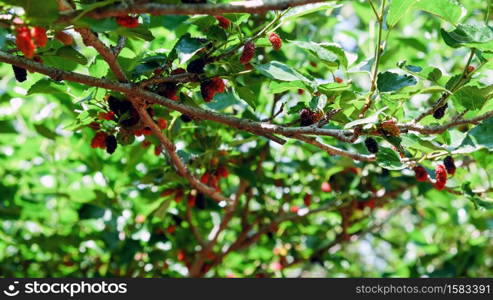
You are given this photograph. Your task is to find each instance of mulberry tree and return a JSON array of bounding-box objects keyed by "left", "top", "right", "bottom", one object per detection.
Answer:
[{"left": 1, "top": 0, "right": 493, "bottom": 277}]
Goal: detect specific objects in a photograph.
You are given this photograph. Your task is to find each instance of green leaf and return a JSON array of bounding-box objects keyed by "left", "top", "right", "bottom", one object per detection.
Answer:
[
  {"left": 387, "top": 0, "right": 418, "bottom": 27},
  {"left": 207, "top": 26, "right": 228, "bottom": 42},
  {"left": 116, "top": 27, "right": 155, "bottom": 41},
  {"left": 268, "top": 81, "right": 306, "bottom": 93},
  {"left": 0, "top": 120, "right": 17, "bottom": 134},
  {"left": 2, "top": 0, "right": 59, "bottom": 25},
  {"left": 56, "top": 46, "right": 88, "bottom": 65},
  {"left": 75, "top": 17, "right": 118, "bottom": 32},
  {"left": 78, "top": 203, "right": 105, "bottom": 219},
  {"left": 33, "top": 124, "right": 58, "bottom": 140},
  {"left": 441, "top": 24, "right": 493, "bottom": 50},
  {"left": 405, "top": 65, "right": 422, "bottom": 73},
  {"left": 424, "top": 67, "right": 443, "bottom": 82},
  {"left": 452, "top": 85, "right": 493, "bottom": 111},
  {"left": 344, "top": 107, "right": 387, "bottom": 129},
  {"left": 282, "top": 3, "right": 341, "bottom": 21},
  {"left": 27, "top": 79, "right": 66, "bottom": 95},
  {"left": 236, "top": 87, "right": 257, "bottom": 110},
  {"left": 414, "top": 0, "right": 463, "bottom": 25},
  {"left": 377, "top": 72, "right": 417, "bottom": 92},
  {"left": 376, "top": 147, "right": 405, "bottom": 170},
  {"left": 401, "top": 134, "right": 443, "bottom": 152},
  {"left": 173, "top": 34, "right": 205, "bottom": 64},
  {"left": 256, "top": 61, "right": 309, "bottom": 82},
  {"left": 467, "top": 116, "right": 493, "bottom": 150},
  {"left": 291, "top": 41, "right": 348, "bottom": 68}
]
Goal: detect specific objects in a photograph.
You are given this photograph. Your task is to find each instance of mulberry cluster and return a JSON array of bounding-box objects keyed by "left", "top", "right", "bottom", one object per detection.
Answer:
[
  {"left": 443, "top": 155, "right": 456, "bottom": 175},
  {"left": 91, "top": 132, "right": 118, "bottom": 154},
  {"left": 108, "top": 96, "right": 140, "bottom": 127},
  {"left": 12, "top": 65, "right": 27, "bottom": 82},
  {"left": 200, "top": 77, "right": 226, "bottom": 102},
  {"left": 116, "top": 15, "right": 139, "bottom": 28},
  {"left": 299, "top": 108, "right": 323, "bottom": 127},
  {"left": 16, "top": 27, "right": 34, "bottom": 59},
  {"left": 31, "top": 27, "right": 47, "bottom": 48},
  {"left": 434, "top": 164, "right": 447, "bottom": 190},
  {"left": 240, "top": 41, "right": 256, "bottom": 65},
  {"left": 433, "top": 103, "right": 448, "bottom": 120},
  {"left": 413, "top": 165, "right": 428, "bottom": 182},
  {"left": 15, "top": 26, "right": 47, "bottom": 59},
  {"left": 216, "top": 165, "right": 229, "bottom": 178},
  {"left": 268, "top": 33, "right": 282, "bottom": 51},
  {"left": 200, "top": 165, "right": 229, "bottom": 193},
  {"left": 215, "top": 16, "right": 231, "bottom": 29},
  {"left": 364, "top": 137, "right": 379, "bottom": 154}
]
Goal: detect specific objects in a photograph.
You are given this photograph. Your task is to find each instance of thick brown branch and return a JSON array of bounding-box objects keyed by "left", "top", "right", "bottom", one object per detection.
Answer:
[
  {"left": 0, "top": 51, "right": 372, "bottom": 162},
  {"left": 135, "top": 105, "right": 232, "bottom": 204},
  {"left": 60, "top": 0, "right": 334, "bottom": 21},
  {"left": 75, "top": 28, "right": 128, "bottom": 82}
]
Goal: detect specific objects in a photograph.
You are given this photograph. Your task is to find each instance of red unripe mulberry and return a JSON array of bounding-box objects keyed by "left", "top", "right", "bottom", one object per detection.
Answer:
[
  {"left": 174, "top": 189, "right": 184, "bottom": 203},
  {"left": 413, "top": 165, "right": 428, "bottom": 182},
  {"left": 16, "top": 26, "right": 36, "bottom": 59},
  {"left": 217, "top": 165, "right": 229, "bottom": 178},
  {"left": 200, "top": 172, "right": 210, "bottom": 184},
  {"left": 201, "top": 81, "right": 216, "bottom": 102},
  {"left": 177, "top": 250, "right": 186, "bottom": 262},
  {"left": 98, "top": 111, "right": 115, "bottom": 120},
  {"left": 142, "top": 127, "right": 153, "bottom": 136},
  {"left": 268, "top": 33, "right": 282, "bottom": 51},
  {"left": 154, "top": 145, "right": 162, "bottom": 156},
  {"left": 31, "top": 27, "right": 47, "bottom": 47},
  {"left": 240, "top": 41, "right": 255, "bottom": 64},
  {"left": 303, "top": 194, "right": 312, "bottom": 207},
  {"left": 215, "top": 16, "right": 231, "bottom": 29},
  {"left": 157, "top": 118, "right": 168, "bottom": 130},
  {"left": 434, "top": 165, "right": 447, "bottom": 190},
  {"left": 187, "top": 194, "right": 196, "bottom": 207},
  {"left": 91, "top": 132, "right": 107, "bottom": 149},
  {"left": 201, "top": 77, "right": 225, "bottom": 102},
  {"left": 321, "top": 182, "right": 332, "bottom": 192},
  {"left": 210, "top": 77, "right": 226, "bottom": 93},
  {"left": 116, "top": 15, "right": 139, "bottom": 28}
]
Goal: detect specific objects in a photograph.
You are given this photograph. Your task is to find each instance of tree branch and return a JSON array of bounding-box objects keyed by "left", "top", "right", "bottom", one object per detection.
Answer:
[
  {"left": 135, "top": 104, "right": 233, "bottom": 204},
  {"left": 60, "top": 0, "right": 335, "bottom": 21},
  {"left": 75, "top": 28, "right": 128, "bottom": 82},
  {"left": 400, "top": 109, "right": 493, "bottom": 134},
  {"left": 0, "top": 51, "right": 373, "bottom": 162}
]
